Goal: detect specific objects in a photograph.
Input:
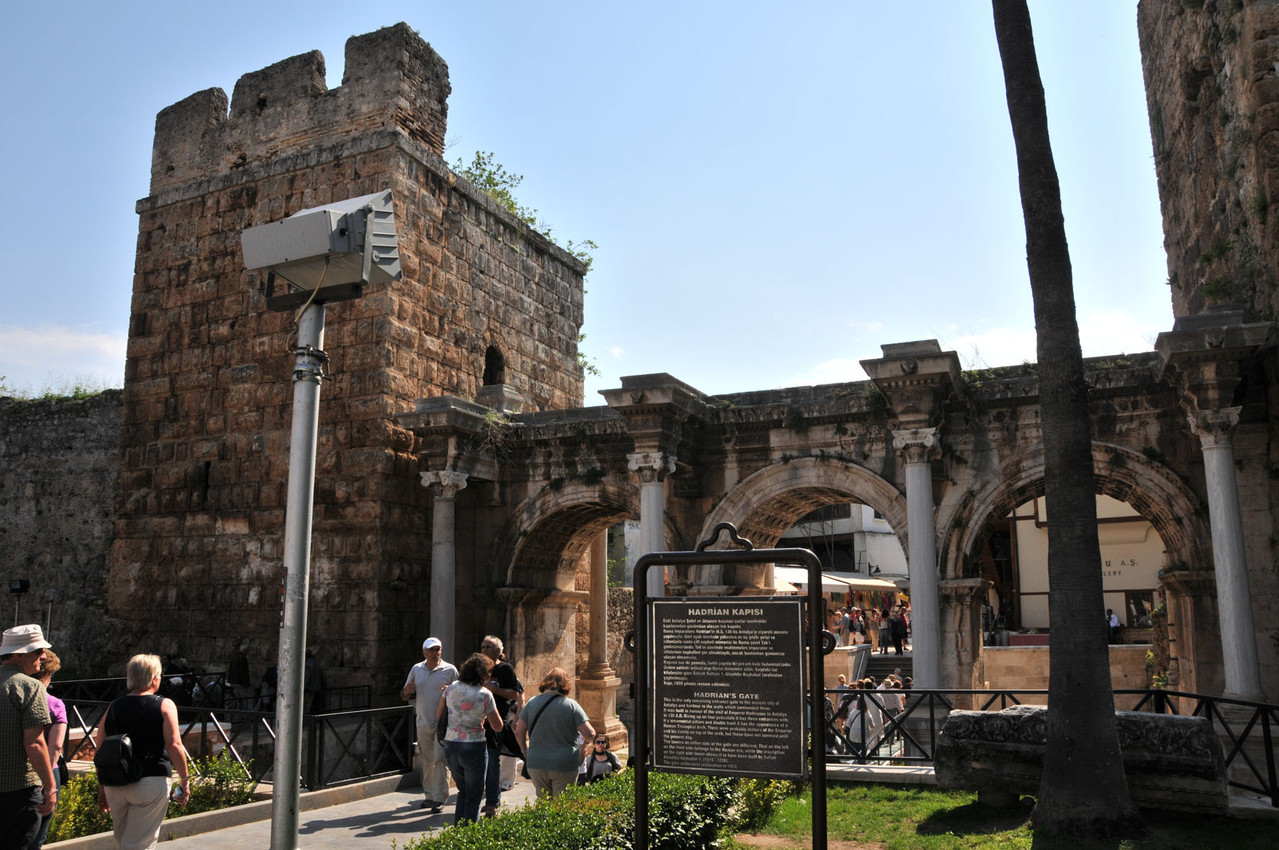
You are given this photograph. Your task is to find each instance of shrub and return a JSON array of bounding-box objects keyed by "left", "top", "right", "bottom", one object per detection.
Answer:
[
  {"left": 44, "top": 754, "right": 257, "bottom": 842},
  {"left": 730, "top": 778, "right": 801, "bottom": 832},
  {"left": 179, "top": 752, "right": 258, "bottom": 816},
  {"left": 46, "top": 772, "right": 112, "bottom": 842},
  {"left": 396, "top": 771, "right": 735, "bottom": 850}
]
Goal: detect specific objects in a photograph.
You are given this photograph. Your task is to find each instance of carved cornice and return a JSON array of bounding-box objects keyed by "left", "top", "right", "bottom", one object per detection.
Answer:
[
  {"left": 1156, "top": 307, "right": 1274, "bottom": 411},
  {"left": 940, "top": 577, "right": 990, "bottom": 605},
  {"left": 1159, "top": 568, "right": 1217, "bottom": 597}
]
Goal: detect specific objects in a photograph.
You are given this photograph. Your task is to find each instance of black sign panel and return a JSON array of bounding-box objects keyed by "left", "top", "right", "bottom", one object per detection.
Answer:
[{"left": 650, "top": 598, "right": 806, "bottom": 778}]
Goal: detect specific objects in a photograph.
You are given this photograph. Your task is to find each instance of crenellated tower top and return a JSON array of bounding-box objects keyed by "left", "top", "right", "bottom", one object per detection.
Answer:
[{"left": 150, "top": 23, "right": 449, "bottom": 194}]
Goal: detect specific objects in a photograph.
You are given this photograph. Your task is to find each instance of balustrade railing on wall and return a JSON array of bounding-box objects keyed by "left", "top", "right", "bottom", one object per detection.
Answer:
[
  {"left": 821, "top": 687, "right": 1279, "bottom": 807},
  {"left": 61, "top": 697, "right": 410, "bottom": 791}
]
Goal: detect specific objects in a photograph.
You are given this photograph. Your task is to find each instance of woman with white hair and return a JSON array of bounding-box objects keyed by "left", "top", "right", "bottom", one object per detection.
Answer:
[{"left": 93, "top": 654, "right": 191, "bottom": 850}]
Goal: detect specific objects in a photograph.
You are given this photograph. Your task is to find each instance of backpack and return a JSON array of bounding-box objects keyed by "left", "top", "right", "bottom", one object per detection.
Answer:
[{"left": 94, "top": 733, "right": 143, "bottom": 786}]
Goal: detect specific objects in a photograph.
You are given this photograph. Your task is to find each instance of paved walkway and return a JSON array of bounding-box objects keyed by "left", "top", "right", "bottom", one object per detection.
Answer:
[
  {"left": 163, "top": 781, "right": 538, "bottom": 849},
  {"left": 55, "top": 775, "right": 539, "bottom": 850}
]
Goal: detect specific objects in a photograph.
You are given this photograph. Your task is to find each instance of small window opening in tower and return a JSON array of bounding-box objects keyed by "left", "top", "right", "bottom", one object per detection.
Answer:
[{"left": 483, "top": 345, "right": 505, "bottom": 386}]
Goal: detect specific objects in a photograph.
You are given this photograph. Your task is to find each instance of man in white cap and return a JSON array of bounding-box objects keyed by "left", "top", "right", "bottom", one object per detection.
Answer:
[
  {"left": 1, "top": 624, "right": 56, "bottom": 850},
  {"left": 401, "top": 637, "right": 458, "bottom": 812}
]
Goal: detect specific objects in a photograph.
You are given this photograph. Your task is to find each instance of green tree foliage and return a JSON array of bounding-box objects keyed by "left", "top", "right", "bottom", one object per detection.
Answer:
[
  {"left": 452, "top": 151, "right": 597, "bottom": 274},
  {"left": 452, "top": 150, "right": 600, "bottom": 377}
]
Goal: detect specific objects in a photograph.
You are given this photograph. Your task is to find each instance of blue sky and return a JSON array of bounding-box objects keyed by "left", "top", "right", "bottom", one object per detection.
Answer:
[{"left": 0, "top": 1, "right": 1169, "bottom": 402}]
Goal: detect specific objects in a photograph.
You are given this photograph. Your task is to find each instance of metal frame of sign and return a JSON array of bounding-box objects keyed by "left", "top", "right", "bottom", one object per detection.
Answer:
[{"left": 633, "top": 522, "right": 827, "bottom": 850}]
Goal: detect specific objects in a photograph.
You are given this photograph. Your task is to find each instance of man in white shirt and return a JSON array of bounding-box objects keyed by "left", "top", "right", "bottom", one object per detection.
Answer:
[{"left": 401, "top": 637, "right": 458, "bottom": 812}]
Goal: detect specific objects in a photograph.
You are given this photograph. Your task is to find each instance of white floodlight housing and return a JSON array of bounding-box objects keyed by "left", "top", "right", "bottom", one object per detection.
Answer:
[{"left": 241, "top": 190, "right": 402, "bottom": 308}]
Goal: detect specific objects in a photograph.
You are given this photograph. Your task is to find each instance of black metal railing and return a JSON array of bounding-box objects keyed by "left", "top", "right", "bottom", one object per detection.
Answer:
[
  {"left": 304, "top": 705, "right": 415, "bottom": 790},
  {"left": 223, "top": 684, "right": 371, "bottom": 713},
  {"left": 821, "top": 687, "right": 1279, "bottom": 807},
  {"left": 53, "top": 673, "right": 230, "bottom": 710},
  {"left": 62, "top": 697, "right": 411, "bottom": 791}
]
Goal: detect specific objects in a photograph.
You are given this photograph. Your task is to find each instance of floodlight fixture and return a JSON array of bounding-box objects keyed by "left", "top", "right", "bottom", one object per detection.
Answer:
[
  {"left": 9, "top": 579, "right": 29, "bottom": 594},
  {"left": 241, "top": 189, "right": 402, "bottom": 310}
]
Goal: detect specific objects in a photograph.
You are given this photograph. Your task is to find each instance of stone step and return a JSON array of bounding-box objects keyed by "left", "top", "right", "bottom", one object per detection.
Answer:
[{"left": 865, "top": 654, "right": 912, "bottom": 682}]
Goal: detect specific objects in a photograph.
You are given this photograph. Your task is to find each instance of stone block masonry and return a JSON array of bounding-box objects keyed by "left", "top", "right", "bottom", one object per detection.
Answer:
[
  {"left": 0, "top": 392, "right": 121, "bottom": 672},
  {"left": 1138, "top": 0, "right": 1279, "bottom": 321},
  {"left": 108, "top": 23, "right": 587, "bottom": 696}
]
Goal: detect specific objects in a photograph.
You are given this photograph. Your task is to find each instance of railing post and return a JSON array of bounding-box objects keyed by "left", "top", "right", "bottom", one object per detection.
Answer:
[{"left": 1263, "top": 708, "right": 1277, "bottom": 808}]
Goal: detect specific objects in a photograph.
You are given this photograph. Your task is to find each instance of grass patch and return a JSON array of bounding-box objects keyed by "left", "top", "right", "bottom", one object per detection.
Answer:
[{"left": 725, "top": 783, "right": 1276, "bottom": 850}]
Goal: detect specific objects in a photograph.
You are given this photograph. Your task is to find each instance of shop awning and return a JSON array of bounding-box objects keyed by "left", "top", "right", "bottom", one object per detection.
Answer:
[
  {"left": 822, "top": 573, "right": 901, "bottom": 593},
  {"left": 772, "top": 567, "right": 864, "bottom": 593}
]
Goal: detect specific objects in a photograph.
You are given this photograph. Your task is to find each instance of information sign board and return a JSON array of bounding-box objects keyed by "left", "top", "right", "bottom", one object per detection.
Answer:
[{"left": 650, "top": 597, "right": 806, "bottom": 778}]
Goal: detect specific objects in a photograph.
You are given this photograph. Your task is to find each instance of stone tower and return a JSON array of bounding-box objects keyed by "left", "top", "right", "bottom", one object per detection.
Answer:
[
  {"left": 1138, "top": 0, "right": 1279, "bottom": 320},
  {"left": 108, "top": 23, "right": 587, "bottom": 694}
]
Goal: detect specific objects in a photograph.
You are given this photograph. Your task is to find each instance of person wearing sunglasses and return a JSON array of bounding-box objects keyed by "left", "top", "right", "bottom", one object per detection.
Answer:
[{"left": 576, "top": 733, "right": 622, "bottom": 785}]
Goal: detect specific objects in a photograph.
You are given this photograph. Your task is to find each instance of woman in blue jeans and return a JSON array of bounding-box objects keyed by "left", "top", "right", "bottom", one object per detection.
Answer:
[{"left": 436, "top": 653, "right": 503, "bottom": 824}]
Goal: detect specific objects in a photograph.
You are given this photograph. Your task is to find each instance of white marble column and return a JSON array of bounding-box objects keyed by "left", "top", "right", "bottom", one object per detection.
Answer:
[
  {"left": 628, "top": 451, "right": 676, "bottom": 599},
  {"left": 420, "top": 471, "right": 468, "bottom": 654},
  {"left": 1187, "top": 407, "right": 1264, "bottom": 700},
  {"left": 893, "top": 428, "right": 941, "bottom": 689}
]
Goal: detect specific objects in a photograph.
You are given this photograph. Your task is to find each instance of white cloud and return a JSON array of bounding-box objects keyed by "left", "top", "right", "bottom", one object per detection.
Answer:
[
  {"left": 608, "top": 346, "right": 625, "bottom": 358},
  {"left": 940, "top": 326, "right": 1038, "bottom": 371},
  {"left": 938, "top": 309, "right": 1164, "bottom": 372},
  {"left": 1075, "top": 309, "right": 1164, "bottom": 358},
  {"left": 784, "top": 357, "right": 869, "bottom": 387},
  {"left": 0, "top": 324, "right": 126, "bottom": 395}
]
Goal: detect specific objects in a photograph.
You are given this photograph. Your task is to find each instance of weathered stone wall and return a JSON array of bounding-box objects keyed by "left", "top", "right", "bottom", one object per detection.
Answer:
[
  {"left": 1138, "top": 0, "right": 1279, "bottom": 699},
  {"left": 0, "top": 392, "right": 121, "bottom": 673},
  {"left": 108, "top": 23, "right": 586, "bottom": 697},
  {"left": 1138, "top": 0, "right": 1279, "bottom": 320}
]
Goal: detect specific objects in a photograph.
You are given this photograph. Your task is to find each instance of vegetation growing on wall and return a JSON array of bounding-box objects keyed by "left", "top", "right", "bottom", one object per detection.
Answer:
[{"left": 452, "top": 150, "right": 599, "bottom": 376}]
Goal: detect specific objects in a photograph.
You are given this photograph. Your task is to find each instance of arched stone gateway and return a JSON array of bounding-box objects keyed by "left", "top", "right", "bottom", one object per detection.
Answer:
[
  {"left": 499, "top": 481, "right": 636, "bottom": 675},
  {"left": 409, "top": 335, "right": 1275, "bottom": 705},
  {"left": 693, "top": 457, "right": 908, "bottom": 590},
  {"left": 23, "top": 23, "right": 1264, "bottom": 720},
  {"left": 941, "top": 443, "right": 1211, "bottom": 584}
]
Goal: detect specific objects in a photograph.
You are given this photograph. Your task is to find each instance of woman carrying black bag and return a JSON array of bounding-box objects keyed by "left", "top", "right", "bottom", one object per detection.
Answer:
[
  {"left": 516, "top": 667, "right": 595, "bottom": 799},
  {"left": 92, "top": 654, "right": 190, "bottom": 850}
]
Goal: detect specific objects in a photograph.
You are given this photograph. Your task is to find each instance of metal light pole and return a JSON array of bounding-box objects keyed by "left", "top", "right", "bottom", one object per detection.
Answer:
[
  {"left": 241, "top": 190, "right": 401, "bottom": 850},
  {"left": 270, "top": 303, "right": 327, "bottom": 850}
]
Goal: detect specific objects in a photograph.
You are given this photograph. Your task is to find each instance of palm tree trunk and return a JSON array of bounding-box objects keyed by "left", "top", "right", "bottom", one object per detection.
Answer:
[{"left": 991, "top": 0, "right": 1141, "bottom": 838}]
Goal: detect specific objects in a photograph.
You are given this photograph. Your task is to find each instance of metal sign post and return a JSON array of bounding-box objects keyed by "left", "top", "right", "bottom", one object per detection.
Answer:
[{"left": 633, "top": 522, "right": 827, "bottom": 850}]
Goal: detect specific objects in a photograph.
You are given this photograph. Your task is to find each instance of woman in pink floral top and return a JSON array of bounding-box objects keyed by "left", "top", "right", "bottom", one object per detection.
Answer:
[{"left": 436, "top": 653, "right": 503, "bottom": 824}]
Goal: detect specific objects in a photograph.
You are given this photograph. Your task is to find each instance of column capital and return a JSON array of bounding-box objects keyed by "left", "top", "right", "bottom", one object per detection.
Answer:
[
  {"left": 627, "top": 451, "right": 676, "bottom": 482},
  {"left": 420, "top": 470, "right": 469, "bottom": 497},
  {"left": 1186, "top": 406, "right": 1241, "bottom": 449},
  {"left": 891, "top": 427, "right": 941, "bottom": 464}
]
